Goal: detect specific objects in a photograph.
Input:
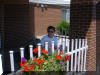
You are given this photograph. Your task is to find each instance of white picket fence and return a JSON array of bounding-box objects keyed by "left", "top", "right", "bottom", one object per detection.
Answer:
[
  {"left": 0, "top": 54, "right": 3, "bottom": 75},
  {"left": 0, "top": 39, "right": 88, "bottom": 74}
]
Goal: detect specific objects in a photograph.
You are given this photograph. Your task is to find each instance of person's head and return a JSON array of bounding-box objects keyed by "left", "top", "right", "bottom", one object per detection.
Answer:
[{"left": 47, "top": 26, "right": 55, "bottom": 38}]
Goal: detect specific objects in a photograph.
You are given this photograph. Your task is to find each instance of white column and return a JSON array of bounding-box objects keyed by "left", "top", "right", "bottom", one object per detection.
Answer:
[
  {"left": 51, "top": 41, "right": 54, "bottom": 54},
  {"left": 45, "top": 42, "right": 48, "bottom": 52},
  {"left": 20, "top": 47, "right": 24, "bottom": 58},
  {"left": 9, "top": 51, "right": 15, "bottom": 72},
  {"left": 38, "top": 43, "right": 41, "bottom": 57},
  {"left": 29, "top": 45, "right": 33, "bottom": 59},
  {"left": 0, "top": 54, "right": 3, "bottom": 74}
]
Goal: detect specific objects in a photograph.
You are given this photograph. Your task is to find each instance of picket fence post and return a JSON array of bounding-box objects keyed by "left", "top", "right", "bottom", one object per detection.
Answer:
[
  {"left": 51, "top": 41, "right": 54, "bottom": 54},
  {"left": 29, "top": 45, "right": 33, "bottom": 59},
  {"left": 45, "top": 42, "right": 48, "bottom": 52},
  {"left": 84, "top": 39, "right": 88, "bottom": 71},
  {"left": 81, "top": 39, "right": 85, "bottom": 71},
  {"left": 20, "top": 47, "right": 24, "bottom": 58},
  {"left": 0, "top": 54, "right": 3, "bottom": 74},
  {"left": 78, "top": 39, "right": 81, "bottom": 71},
  {"left": 71, "top": 39, "right": 74, "bottom": 71},
  {"left": 74, "top": 39, "right": 78, "bottom": 71},
  {"left": 62, "top": 38, "right": 65, "bottom": 53},
  {"left": 38, "top": 43, "right": 41, "bottom": 57},
  {"left": 57, "top": 42, "right": 60, "bottom": 55},
  {"left": 9, "top": 51, "right": 15, "bottom": 72}
]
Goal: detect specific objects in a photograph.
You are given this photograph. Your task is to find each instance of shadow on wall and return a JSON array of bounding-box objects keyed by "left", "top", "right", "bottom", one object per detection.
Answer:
[
  {"left": 69, "top": 0, "right": 96, "bottom": 71},
  {"left": 69, "top": 2, "right": 93, "bottom": 39}
]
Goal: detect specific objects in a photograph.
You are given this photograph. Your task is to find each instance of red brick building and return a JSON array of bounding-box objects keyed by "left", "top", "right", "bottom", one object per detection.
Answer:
[{"left": 30, "top": 4, "right": 65, "bottom": 36}]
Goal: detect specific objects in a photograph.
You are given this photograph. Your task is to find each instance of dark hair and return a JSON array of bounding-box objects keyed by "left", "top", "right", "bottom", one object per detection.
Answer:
[{"left": 47, "top": 26, "right": 55, "bottom": 32}]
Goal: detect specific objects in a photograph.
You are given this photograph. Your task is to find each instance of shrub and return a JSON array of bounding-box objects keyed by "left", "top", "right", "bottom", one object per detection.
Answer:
[{"left": 56, "top": 20, "right": 70, "bottom": 36}]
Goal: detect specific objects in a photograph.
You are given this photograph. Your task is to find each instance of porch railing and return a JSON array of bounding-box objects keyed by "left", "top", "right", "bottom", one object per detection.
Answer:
[{"left": 7, "top": 38, "right": 88, "bottom": 73}]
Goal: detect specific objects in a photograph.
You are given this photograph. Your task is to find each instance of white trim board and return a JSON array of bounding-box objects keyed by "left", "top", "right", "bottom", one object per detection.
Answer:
[{"left": 29, "top": 0, "right": 70, "bottom": 5}]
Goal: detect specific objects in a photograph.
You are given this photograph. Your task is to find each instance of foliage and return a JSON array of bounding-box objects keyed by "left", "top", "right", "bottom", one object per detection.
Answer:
[
  {"left": 56, "top": 20, "right": 70, "bottom": 36},
  {"left": 20, "top": 48, "right": 71, "bottom": 74}
]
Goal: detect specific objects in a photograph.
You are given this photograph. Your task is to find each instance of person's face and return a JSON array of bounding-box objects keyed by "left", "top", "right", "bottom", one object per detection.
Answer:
[{"left": 48, "top": 29, "right": 55, "bottom": 38}]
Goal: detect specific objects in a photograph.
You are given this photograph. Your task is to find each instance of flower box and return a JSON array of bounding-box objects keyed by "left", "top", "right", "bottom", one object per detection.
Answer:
[{"left": 20, "top": 48, "right": 71, "bottom": 75}]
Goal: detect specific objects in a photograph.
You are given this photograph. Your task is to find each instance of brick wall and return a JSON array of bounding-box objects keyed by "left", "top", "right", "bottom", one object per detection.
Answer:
[
  {"left": 0, "top": 5, "right": 4, "bottom": 52},
  {"left": 33, "top": 6, "right": 62, "bottom": 36},
  {"left": 70, "top": 0, "right": 96, "bottom": 71},
  {"left": 4, "top": 4, "right": 33, "bottom": 49},
  {"left": 1, "top": 4, "right": 35, "bottom": 73},
  {"left": 96, "top": 1, "right": 100, "bottom": 73}
]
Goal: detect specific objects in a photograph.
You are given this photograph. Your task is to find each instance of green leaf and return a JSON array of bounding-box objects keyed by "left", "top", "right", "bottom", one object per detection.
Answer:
[{"left": 56, "top": 20, "right": 70, "bottom": 36}]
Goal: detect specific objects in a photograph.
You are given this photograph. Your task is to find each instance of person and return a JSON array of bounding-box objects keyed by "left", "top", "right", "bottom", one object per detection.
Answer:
[{"left": 41, "top": 26, "right": 58, "bottom": 55}]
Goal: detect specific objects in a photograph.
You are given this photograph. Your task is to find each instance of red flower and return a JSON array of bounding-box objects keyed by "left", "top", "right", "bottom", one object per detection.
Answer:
[
  {"left": 64, "top": 56, "right": 71, "bottom": 61},
  {"left": 41, "top": 49, "right": 45, "bottom": 53},
  {"left": 64, "top": 58, "right": 67, "bottom": 61},
  {"left": 33, "top": 48, "right": 38, "bottom": 54},
  {"left": 22, "top": 66, "right": 29, "bottom": 71},
  {"left": 36, "top": 58, "right": 43, "bottom": 65},
  {"left": 37, "top": 58, "right": 41, "bottom": 62},
  {"left": 20, "top": 61, "right": 27, "bottom": 67},
  {"left": 39, "top": 67, "right": 42, "bottom": 69},
  {"left": 67, "top": 56, "right": 71, "bottom": 60},
  {"left": 32, "top": 58, "right": 37, "bottom": 63},
  {"left": 29, "top": 65, "right": 35, "bottom": 71},
  {"left": 38, "top": 61, "right": 43, "bottom": 65},
  {"left": 60, "top": 51, "right": 63, "bottom": 54},
  {"left": 41, "top": 49, "right": 48, "bottom": 55},
  {"left": 45, "top": 51, "right": 48, "bottom": 55},
  {"left": 42, "top": 60, "right": 45, "bottom": 63},
  {"left": 33, "top": 60, "right": 35, "bottom": 63},
  {"left": 56, "top": 55, "right": 63, "bottom": 60}
]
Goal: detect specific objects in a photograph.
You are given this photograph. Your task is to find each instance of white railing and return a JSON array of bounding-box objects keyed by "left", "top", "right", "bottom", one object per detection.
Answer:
[
  {"left": 0, "top": 39, "right": 85, "bottom": 74},
  {"left": 8, "top": 39, "right": 88, "bottom": 72},
  {"left": 65, "top": 39, "right": 88, "bottom": 71}
]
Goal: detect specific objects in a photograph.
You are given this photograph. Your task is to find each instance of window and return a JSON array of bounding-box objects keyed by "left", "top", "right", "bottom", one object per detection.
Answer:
[{"left": 62, "top": 8, "right": 70, "bottom": 23}]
